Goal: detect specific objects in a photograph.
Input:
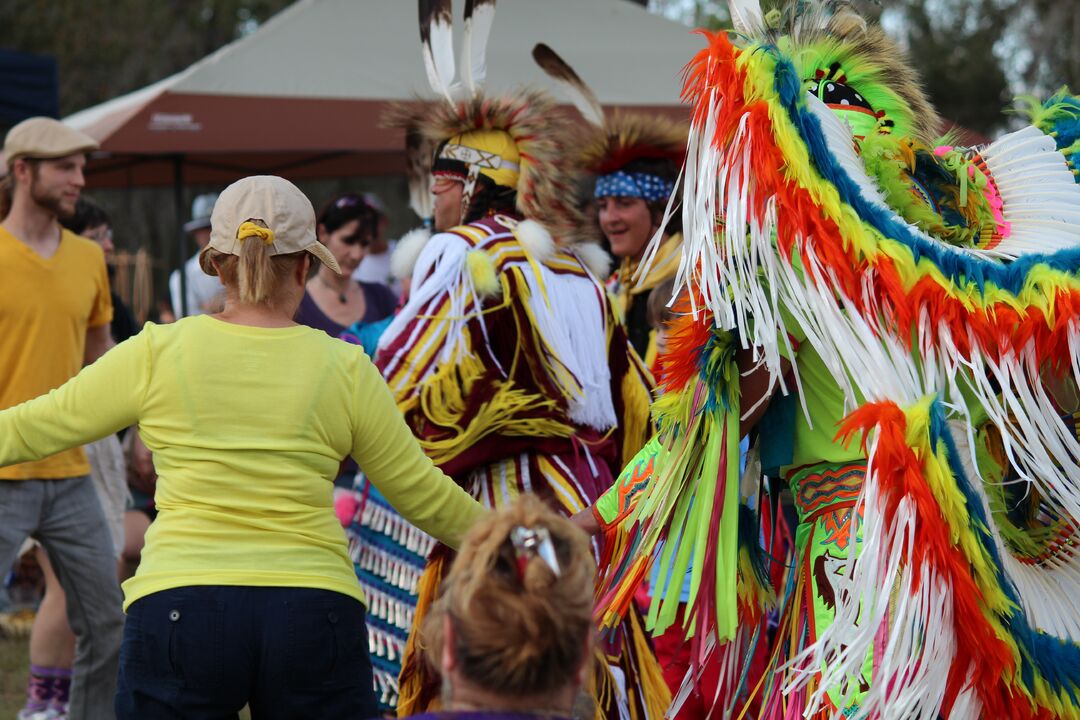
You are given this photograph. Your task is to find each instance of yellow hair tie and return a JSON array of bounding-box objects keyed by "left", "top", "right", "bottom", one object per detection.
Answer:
[{"left": 236, "top": 221, "right": 275, "bottom": 246}]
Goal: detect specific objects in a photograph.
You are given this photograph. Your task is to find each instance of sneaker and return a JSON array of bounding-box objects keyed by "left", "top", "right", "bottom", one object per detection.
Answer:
[{"left": 16, "top": 708, "right": 61, "bottom": 720}]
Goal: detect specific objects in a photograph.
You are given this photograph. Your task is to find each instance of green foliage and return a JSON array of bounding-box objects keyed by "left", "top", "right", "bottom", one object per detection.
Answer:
[
  {"left": 1, "top": 635, "right": 252, "bottom": 718},
  {"left": 895, "top": 0, "right": 1015, "bottom": 136},
  {"left": 0, "top": 0, "right": 294, "bottom": 117},
  {"left": 1021, "top": 0, "right": 1080, "bottom": 94},
  {"left": 0, "top": 635, "right": 29, "bottom": 717}
]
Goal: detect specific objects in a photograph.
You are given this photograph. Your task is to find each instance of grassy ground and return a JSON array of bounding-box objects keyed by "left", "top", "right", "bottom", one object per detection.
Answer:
[
  {"left": 0, "top": 634, "right": 251, "bottom": 719},
  {"left": 1, "top": 634, "right": 29, "bottom": 717}
]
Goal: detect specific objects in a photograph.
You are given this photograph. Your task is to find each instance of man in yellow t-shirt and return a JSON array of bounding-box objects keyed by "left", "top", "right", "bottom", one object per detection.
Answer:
[{"left": 0, "top": 117, "right": 122, "bottom": 720}]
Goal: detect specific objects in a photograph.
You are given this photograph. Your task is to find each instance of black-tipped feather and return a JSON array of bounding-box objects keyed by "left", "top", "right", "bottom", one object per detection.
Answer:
[
  {"left": 419, "top": 0, "right": 455, "bottom": 103},
  {"left": 419, "top": 0, "right": 451, "bottom": 42},
  {"left": 462, "top": 0, "right": 496, "bottom": 95},
  {"left": 532, "top": 43, "right": 605, "bottom": 127}
]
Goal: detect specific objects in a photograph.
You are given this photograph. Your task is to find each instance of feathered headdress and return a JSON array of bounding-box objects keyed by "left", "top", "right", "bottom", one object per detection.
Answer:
[
  {"left": 532, "top": 43, "right": 688, "bottom": 244},
  {"left": 380, "top": 102, "right": 440, "bottom": 280},
  {"left": 407, "top": 0, "right": 582, "bottom": 240},
  {"left": 729, "top": 0, "right": 941, "bottom": 141},
  {"left": 380, "top": 103, "right": 436, "bottom": 225}
]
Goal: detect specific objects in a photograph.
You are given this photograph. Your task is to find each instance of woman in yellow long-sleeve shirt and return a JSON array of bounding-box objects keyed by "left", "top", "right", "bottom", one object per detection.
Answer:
[{"left": 0, "top": 175, "right": 487, "bottom": 719}]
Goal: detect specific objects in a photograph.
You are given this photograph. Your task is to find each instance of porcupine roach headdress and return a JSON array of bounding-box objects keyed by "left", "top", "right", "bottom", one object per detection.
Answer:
[
  {"left": 406, "top": 0, "right": 583, "bottom": 242},
  {"left": 591, "top": 1, "right": 1080, "bottom": 719},
  {"left": 532, "top": 43, "right": 689, "bottom": 246},
  {"left": 379, "top": 102, "right": 439, "bottom": 281}
]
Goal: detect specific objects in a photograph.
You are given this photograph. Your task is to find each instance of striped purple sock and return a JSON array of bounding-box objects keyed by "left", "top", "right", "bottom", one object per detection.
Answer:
[
  {"left": 23, "top": 665, "right": 54, "bottom": 712},
  {"left": 49, "top": 667, "right": 73, "bottom": 706}
]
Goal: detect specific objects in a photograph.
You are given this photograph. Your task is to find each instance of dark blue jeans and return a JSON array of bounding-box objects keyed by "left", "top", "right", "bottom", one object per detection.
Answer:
[{"left": 115, "top": 586, "right": 377, "bottom": 719}]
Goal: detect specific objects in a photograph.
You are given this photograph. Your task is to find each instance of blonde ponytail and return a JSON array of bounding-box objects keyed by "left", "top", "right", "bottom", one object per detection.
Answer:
[
  {"left": 204, "top": 236, "right": 305, "bottom": 307},
  {"left": 236, "top": 223, "right": 276, "bottom": 304}
]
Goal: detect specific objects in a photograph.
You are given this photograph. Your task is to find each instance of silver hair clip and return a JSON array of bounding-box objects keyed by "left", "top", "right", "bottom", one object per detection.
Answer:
[{"left": 509, "top": 525, "right": 561, "bottom": 581}]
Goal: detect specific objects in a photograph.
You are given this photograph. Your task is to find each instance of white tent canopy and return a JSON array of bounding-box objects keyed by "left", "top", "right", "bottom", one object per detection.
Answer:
[
  {"left": 66, "top": 0, "right": 702, "bottom": 185},
  {"left": 153, "top": 0, "right": 695, "bottom": 103}
]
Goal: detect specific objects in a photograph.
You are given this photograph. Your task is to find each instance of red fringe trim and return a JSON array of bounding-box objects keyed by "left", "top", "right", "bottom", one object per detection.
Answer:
[{"left": 837, "top": 403, "right": 1048, "bottom": 719}]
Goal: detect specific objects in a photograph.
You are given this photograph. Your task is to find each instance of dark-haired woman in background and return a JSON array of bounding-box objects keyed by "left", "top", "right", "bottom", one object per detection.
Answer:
[
  {"left": 297, "top": 194, "right": 400, "bottom": 499},
  {"left": 296, "top": 193, "right": 398, "bottom": 338},
  {"left": 295, "top": 193, "right": 421, "bottom": 710}
]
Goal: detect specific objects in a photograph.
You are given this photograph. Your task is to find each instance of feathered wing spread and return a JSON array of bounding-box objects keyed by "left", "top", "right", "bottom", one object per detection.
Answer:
[{"left": 593, "top": 8, "right": 1080, "bottom": 720}]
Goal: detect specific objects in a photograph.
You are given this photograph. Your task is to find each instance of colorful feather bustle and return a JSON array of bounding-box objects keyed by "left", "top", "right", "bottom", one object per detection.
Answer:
[
  {"left": 1019, "top": 88, "right": 1080, "bottom": 183},
  {"left": 967, "top": 415, "right": 1080, "bottom": 643},
  {"left": 592, "top": 7, "right": 1080, "bottom": 718},
  {"left": 674, "top": 30, "right": 1080, "bottom": 514},
  {"left": 818, "top": 397, "right": 1080, "bottom": 719}
]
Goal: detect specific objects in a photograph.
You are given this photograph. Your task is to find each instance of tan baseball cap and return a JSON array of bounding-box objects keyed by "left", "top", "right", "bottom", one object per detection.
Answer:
[
  {"left": 199, "top": 175, "right": 341, "bottom": 276},
  {"left": 4, "top": 117, "right": 99, "bottom": 167}
]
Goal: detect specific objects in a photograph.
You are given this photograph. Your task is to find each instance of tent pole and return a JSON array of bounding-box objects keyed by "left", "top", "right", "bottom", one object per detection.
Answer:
[{"left": 173, "top": 155, "right": 188, "bottom": 318}]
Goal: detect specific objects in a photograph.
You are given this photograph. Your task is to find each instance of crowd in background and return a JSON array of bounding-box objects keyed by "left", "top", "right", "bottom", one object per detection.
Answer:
[{"left": 0, "top": 110, "right": 688, "bottom": 720}]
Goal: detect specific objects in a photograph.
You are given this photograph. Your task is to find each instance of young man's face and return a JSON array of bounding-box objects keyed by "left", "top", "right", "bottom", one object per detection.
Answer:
[
  {"left": 25, "top": 154, "right": 86, "bottom": 219},
  {"left": 432, "top": 176, "right": 464, "bottom": 232}
]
